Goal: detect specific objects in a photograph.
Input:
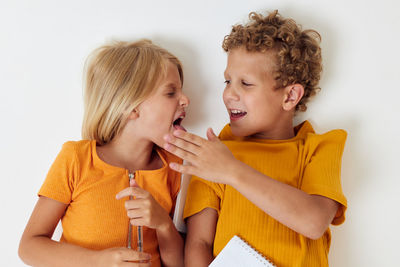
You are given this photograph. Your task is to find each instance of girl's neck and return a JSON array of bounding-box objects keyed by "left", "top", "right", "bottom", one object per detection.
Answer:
[{"left": 96, "top": 135, "right": 162, "bottom": 173}]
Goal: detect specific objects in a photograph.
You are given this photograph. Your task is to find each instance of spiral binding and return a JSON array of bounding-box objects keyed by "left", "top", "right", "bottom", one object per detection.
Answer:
[{"left": 233, "top": 236, "right": 275, "bottom": 267}]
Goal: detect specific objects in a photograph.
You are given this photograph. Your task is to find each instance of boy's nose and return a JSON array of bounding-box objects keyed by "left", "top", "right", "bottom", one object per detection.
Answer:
[
  {"left": 223, "top": 86, "right": 240, "bottom": 101},
  {"left": 180, "top": 93, "right": 190, "bottom": 107}
]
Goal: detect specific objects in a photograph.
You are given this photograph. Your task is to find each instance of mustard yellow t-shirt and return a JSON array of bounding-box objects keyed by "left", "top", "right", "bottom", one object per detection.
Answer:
[
  {"left": 183, "top": 121, "right": 347, "bottom": 267},
  {"left": 39, "top": 140, "right": 182, "bottom": 267}
]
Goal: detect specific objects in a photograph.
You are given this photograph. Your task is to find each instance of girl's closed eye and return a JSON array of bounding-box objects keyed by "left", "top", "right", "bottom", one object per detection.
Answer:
[
  {"left": 166, "top": 89, "right": 176, "bottom": 97},
  {"left": 241, "top": 80, "right": 253, "bottom": 86}
]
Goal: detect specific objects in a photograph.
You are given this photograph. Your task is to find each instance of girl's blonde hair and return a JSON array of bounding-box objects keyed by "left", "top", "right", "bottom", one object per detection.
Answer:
[{"left": 82, "top": 39, "right": 183, "bottom": 145}]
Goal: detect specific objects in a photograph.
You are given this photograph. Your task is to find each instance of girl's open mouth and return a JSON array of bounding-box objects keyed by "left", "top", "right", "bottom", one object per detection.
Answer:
[{"left": 173, "top": 115, "right": 186, "bottom": 131}]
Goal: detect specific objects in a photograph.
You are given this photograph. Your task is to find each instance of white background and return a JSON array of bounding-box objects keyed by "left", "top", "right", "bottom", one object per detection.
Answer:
[{"left": 1, "top": 0, "right": 399, "bottom": 266}]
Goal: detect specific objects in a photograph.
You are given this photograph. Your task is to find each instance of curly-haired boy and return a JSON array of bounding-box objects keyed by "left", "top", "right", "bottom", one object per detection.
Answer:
[{"left": 164, "top": 10, "right": 347, "bottom": 267}]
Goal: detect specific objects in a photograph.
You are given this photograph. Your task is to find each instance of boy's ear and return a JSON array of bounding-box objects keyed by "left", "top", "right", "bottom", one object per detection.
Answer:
[{"left": 282, "top": 84, "right": 304, "bottom": 111}]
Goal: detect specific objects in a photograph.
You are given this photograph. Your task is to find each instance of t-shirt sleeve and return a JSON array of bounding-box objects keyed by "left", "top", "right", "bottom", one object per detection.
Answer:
[
  {"left": 301, "top": 130, "right": 348, "bottom": 225},
  {"left": 183, "top": 176, "right": 224, "bottom": 220},
  {"left": 38, "top": 142, "right": 78, "bottom": 204}
]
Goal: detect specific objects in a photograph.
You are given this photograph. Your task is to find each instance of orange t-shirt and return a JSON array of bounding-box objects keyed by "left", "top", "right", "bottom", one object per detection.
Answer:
[
  {"left": 183, "top": 121, "right": 347, "bottom": 267},
  {"left": 38, "top": 140, "right": 182, "bottom": 267}
]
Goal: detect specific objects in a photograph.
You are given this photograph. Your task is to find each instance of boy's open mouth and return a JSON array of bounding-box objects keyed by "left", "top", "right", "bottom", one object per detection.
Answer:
[
  {"left": 230, "top": 109, "right": 247, "bottom": 120},
  {"left": 173, "top": 114, "right": 186, "bottom": 131}
]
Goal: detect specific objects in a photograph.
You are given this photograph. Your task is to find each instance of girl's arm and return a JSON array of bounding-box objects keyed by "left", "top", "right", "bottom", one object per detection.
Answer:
[
  {"left": 185, "top": 208, "right": 218, "bottom": 267},
  {"left": 163, "top": 129, "right": 339, "bottom": 240},
  {"left": 155, "top": 216, "right": 184, "bottom": 267},
  {"left": 19, "top": 196, "right": 150, "bottom": 267},
  {"left": 117, "top": 183, "right": 184, "bottom": 267}
]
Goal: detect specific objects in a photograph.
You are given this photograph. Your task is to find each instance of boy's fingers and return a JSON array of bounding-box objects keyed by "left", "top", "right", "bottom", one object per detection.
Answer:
[
  {"left": 116, "top": 187, "right": 148, "bottom": 200},
  {"left": 206, "top": 128, "right": 218, "bottom": 141},
  {"left": 169, "top": 162, "right": 195, "bottom": 175},
  {"left": 172, "top": 130, "right": 205, "bottom": 146},
  {"left": 164, "top": 135, "right": 201, "bottom": 155},
  {"left": 163, "top": 143, "right": 195, "bottom": 162}
]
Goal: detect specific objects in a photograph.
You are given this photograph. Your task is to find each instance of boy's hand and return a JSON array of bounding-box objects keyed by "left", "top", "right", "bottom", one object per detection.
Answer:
[
  {"left": 96, "top": 247, "right": 151, "bottom": 266},
  {"left": 163, "top": 128, "right": 241, "bottom": 185},
  {"left": 116, "top": 181, "right": 172, "bottom": 232}
]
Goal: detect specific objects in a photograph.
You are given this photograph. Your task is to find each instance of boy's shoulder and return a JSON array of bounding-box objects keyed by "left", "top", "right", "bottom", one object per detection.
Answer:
[
  {"left": 218, "top": 121, "right": 347, "bottom": 145},
  {"left": 296, "top": 121, "right": 347, "bottom": 148}
]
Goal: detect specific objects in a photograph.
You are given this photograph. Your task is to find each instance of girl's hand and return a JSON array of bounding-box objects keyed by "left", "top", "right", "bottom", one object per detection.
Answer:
[
  {"left": 96, "top": 247, "right": 151, "bottom": 267},
  {"left": 163, "top": 128, "right": 241, "bottom": 185},
  {"left": 116, "top": 181, "right": 172, "bottom": 231}
]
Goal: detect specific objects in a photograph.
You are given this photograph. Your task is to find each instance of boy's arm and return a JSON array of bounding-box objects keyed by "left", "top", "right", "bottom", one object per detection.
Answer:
[
  {"left": 164, "top": 129, "right": 340, "bottom": 240},
  {"left": 185, "top": 208, "right": 218, "bottom": 267},
  {"left": 19, "top": 196, "right": 150, "bottom": 267},
  {"left": 230, "top": 161, "right": 340, "bottom": 239}
]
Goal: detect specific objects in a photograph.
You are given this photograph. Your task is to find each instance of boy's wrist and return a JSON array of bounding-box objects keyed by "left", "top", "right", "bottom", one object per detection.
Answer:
[{"left": 227, "top": 160, "right": 247, "bottom": 188}]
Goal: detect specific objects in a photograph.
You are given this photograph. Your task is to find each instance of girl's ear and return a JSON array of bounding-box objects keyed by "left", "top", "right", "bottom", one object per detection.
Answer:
[
  {"left": 128, "top": 108, "right": 139, "bottom": 120},
  {"left": 282, "top": 84, "right": 304, "bottom": 111}
]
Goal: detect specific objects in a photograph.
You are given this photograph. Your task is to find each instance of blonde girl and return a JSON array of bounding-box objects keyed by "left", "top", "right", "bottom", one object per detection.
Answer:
[{"left": 19, "top": 39, "right": 189, "bottom": 267}]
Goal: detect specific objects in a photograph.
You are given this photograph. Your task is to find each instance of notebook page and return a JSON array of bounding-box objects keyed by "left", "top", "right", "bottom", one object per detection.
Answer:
[{"left": 209, "top": 235, "right": 275, "bottom": 267}]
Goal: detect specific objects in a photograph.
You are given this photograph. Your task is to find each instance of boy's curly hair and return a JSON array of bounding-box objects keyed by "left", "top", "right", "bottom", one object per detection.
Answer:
[{"left": 222, "top": 10, "right": 322, "bottom": 112}]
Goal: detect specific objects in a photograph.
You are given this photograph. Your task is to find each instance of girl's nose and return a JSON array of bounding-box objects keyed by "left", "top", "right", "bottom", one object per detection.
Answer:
[{"left": 180, "top": 93, "right": 190, "bottom": 107}]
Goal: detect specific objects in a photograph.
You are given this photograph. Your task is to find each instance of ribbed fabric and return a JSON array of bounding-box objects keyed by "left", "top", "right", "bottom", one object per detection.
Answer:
[
  {"left": 38, "top": 140, "right": 182, "bottom": 267},
  {"left": 183, "top": 121, "right": 347, "bottom": 267}
]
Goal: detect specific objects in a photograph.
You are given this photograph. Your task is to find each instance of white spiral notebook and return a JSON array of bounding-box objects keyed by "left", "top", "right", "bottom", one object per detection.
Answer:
[{"left": 209, "top": 235, "right": 275, "bottom": 267}]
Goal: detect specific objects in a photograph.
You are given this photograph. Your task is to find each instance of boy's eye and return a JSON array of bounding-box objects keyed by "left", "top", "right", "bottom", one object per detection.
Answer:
[{"left": 224, "top": 80, "right": 231, "bottom": 85}]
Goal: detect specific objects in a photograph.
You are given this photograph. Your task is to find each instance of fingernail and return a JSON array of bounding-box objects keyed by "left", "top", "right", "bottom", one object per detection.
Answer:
[
  {"left": 164, "top": 143, "right": 170, "bottom": 150},
  {"left": 169, "top": 162, "right": 176, "bottom": 169}
]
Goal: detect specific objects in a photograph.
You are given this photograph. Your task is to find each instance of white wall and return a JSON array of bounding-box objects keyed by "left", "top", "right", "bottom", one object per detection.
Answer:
[{"left": 1, "top": 0, "right": 399, "bottom": 266}]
